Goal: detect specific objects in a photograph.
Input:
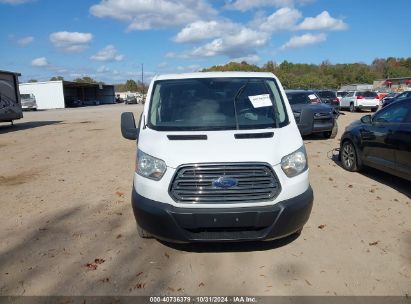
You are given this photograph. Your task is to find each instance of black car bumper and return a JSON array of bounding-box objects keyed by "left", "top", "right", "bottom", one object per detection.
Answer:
[
  {"left": 298, "top": 120, "right": 334, "bottom": 135},
  {"left": 131, "top": 186, "right": 313, "bottom": 243},
  {"left": 312, "top": 120, "right": 334, "bottom": 133},
  {"left": 296, "top": 109, "right": 335, "bottom": 136}
]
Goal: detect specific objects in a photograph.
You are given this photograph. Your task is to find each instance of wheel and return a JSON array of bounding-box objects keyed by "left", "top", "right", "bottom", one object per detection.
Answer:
[
  {"left": 341, "top": 140, "right": 360, "bottom": 172},
  {"left": 349, "top": 103, "right": 355, "bottom": 112},
  {"left": 137, "top": 224, "right": 152, "bottom": 239},
  {"left": 371, "top": 107, "right": 378, "bottom": 112},
  {"left": 323, "top": 131, "right": 332, "bottom": 139},
  {"left": 33, "top": 108, "right": 37, "bottom": 111},
  {"left": 324, "top": 121, "right": 338, "bottom": 139}
]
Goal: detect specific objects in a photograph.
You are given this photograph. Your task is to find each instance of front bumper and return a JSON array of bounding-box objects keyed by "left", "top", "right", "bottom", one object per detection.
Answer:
[
  {"left": 22, "top": 105, "right": 37, "bottom": 109},
  {"left": 356, "top": 104, "right": 379, "bottom": 109},
  {"left": 297, "top": 120, "right": 334, "bottom": 135},
  {"left": 131, "top": 186, "right": 313, "bottom": 243},
  {"left": 312, "top": 119, "right": 334, "bottom": 133}
]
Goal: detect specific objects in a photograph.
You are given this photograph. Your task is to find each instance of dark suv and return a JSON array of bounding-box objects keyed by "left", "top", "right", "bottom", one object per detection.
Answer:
[
  {"left": 315, "top": 90, "right": 340, "bottom": 112},
  {"left": 286, "top": 90, "right": 338, "bottom": 138}
]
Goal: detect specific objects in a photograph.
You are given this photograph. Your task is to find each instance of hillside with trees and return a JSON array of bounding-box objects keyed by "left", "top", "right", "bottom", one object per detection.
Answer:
[{"left": 202, "top": 57, "right": 411, "bottom": 89}]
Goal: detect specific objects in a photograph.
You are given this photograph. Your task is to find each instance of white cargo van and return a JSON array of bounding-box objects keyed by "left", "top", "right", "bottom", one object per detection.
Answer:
[{"left": 121, "top": 72, "right": 313, "bottom": 242}]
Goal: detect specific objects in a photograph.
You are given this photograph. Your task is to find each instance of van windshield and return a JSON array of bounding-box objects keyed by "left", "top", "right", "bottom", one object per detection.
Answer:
[{"left": 148, "top": 77, "right": 288, "bottom": 131}]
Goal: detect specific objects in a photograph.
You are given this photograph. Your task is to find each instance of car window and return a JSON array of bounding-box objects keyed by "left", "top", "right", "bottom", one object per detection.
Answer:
[
  {"left": 395, "top": 92, "right": 407, "bottom": 100},
  {"left": 359, "top": 91, "right": 378, "bottom": 98},
  {"left": 346, "top": 92, "right": 354, "bottom": 97},
  {"left": 286, "top": 92, "right": 311, "bottom": 105},
  {"left": 355, "top": 91, "right": 376, "bottom": 97},
  {"left": 316, "top": 91, "right": 336, "bottom": 98},
  {"left": 373, "top": 102, "right": 410, "bottom": 123}
]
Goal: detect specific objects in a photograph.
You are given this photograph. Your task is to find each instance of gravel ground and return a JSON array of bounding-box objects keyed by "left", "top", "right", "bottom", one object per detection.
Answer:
[{"left": 0, "top": 104, "right": 410, "bottom": 296}]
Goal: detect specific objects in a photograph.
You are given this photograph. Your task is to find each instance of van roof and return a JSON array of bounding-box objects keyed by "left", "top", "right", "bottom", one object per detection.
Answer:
[{"left": 153, "top": 72, "right": 276, "bottom": 81}]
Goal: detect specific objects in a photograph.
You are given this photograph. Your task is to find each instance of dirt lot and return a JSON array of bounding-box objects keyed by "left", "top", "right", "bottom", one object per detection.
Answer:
[{"left": 0, "top": 104, "right": 410, "bottom": 296}]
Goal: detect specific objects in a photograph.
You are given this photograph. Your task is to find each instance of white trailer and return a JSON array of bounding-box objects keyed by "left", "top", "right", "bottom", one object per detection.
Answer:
[{"left": 19, "top": 81, "right": 65, "bottom": 110}]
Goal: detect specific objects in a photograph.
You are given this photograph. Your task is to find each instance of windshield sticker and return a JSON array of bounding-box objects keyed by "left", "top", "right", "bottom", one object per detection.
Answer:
[
  {"left": 248, "top": 94, "right": 272, "bottom": 108},
  {"left": 308, "top": 94, "right": 317, "bottom": 99}
]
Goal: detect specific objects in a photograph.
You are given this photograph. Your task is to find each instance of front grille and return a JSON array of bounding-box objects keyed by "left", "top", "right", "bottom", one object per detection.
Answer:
[{"left": 169, "top": 163, "right": 281, "bottom": 204}]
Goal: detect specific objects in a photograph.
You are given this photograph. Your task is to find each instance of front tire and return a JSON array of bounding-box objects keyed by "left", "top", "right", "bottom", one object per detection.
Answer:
[
  {"left": 341, "top": 140, "right": 359, "bottom": 172},
  {"left": 137, "top": 224, "right": 153, "bottom": 239},
  {"left": 324, "top": 121, "right": 338, "bottom": 139}
]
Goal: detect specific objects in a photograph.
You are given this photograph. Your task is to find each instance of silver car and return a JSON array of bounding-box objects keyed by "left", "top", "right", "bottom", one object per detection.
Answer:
[{"left": 20, "top": 93, "right": 38, "bottom": 111}]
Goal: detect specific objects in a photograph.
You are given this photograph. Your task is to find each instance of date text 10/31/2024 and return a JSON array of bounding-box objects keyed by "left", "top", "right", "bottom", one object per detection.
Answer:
[{"left": 149, "top": 297, "right": 258, "bottom": 303}]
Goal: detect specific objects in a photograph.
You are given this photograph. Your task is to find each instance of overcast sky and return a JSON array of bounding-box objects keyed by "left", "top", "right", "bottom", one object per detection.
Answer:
[{"left": 1, "top": 0, "right": 410, "bottom": 83}]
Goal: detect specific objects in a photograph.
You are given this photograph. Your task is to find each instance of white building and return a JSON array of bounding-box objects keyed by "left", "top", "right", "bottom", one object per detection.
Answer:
[
  {"left": 339, "top": 84, "right": 373, "bottom": 91},
  {"left": 19, "top": 80, "right": 115, "bottom": 109}
]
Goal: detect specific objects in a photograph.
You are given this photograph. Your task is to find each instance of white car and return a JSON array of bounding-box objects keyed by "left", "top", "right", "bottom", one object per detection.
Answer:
[
  {"left": 340, "top": 91, "right": 380, "bottom": 112},
  {"left": 121, "top": 72, "right": 313, "bottom": 243},
  {"left": 336, "top": 91, "right": 348, "bottom": 103},
  {"left": 20, "top": 93, "right": 37, "bottom": 111}
]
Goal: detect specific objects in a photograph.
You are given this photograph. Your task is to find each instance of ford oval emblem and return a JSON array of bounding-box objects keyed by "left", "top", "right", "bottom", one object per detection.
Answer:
[{"left": 212, "top": 177, "right": 238, "bottom": 188}]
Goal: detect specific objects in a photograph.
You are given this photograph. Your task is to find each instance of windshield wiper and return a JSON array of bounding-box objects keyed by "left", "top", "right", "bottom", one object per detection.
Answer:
[{"left": 233, "top": 80, "right": 249, "bottom": 130}]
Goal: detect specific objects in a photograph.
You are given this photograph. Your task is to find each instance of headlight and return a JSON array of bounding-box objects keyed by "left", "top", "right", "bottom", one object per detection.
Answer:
[
  {"left": 281, "top": 146, "right": 308, "bottom": 177},
  {"left": 136, "top": 149, "right": 167, "bottom": 180}
]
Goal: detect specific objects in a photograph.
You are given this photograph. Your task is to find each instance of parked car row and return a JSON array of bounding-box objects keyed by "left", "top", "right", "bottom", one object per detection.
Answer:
[
  {"left": 116, "top": 94, "right": 144, "bottom": 104},
  {"left": 65, "top": 98, "right": 101, "bottom": 107},
  {"left": 336, "top": 89, "right": 411, "bottom": 112},
  {"left": 381, "top": 89, "right": 411, "bottom": 108}
]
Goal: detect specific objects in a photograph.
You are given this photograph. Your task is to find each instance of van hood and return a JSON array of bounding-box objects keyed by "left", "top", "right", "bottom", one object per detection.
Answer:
[{"left": 138, "top": 126, "right": 303, "bottom": 169}]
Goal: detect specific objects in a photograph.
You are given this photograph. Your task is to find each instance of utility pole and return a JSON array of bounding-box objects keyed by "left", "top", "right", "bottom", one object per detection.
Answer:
[{"left": 141, "top": 63, "right": 144, "bottom": 94}]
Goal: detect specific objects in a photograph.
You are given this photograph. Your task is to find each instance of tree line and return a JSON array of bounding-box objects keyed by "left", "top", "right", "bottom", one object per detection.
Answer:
[
  {"left": 202, "top": 57, "right": 411, "bottom": 89},
  {"left": 32, "top": 57, "right": 411, "bottom": 90}
]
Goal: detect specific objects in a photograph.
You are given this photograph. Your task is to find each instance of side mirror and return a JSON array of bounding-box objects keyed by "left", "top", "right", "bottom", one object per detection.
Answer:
[
  {"left": 360, "top": 114, "right": 372, "bottom": 124},
  {"left": 121, "top": 112, "right": 139, "bottom": 141}
]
